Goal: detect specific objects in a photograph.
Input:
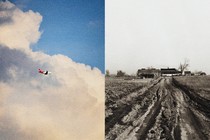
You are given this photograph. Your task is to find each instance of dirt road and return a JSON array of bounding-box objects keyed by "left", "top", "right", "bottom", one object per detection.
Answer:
[{"left": 106, "top": 77, "right": 210, "bottom": 140}]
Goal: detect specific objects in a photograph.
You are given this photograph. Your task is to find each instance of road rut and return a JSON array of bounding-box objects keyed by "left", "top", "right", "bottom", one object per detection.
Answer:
[{"left": 106, "top": 77, "right": 210, "bottom": 140}]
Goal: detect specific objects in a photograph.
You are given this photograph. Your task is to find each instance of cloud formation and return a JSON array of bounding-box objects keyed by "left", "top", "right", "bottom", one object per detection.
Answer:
[
  {"left": 0, "top": 0, "right": 42, "bottom": 50},
  {"left": 0, "top": 1, "right": 104, "bottom": 140}
]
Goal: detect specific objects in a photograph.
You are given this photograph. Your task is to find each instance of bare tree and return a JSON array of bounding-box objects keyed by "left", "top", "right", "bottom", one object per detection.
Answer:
[{"left": 179, "top": 59, "right": 190, "bottom": 75}]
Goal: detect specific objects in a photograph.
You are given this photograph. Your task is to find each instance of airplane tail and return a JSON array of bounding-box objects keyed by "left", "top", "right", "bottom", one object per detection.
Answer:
[
  {"left": 45, "top": 71, "right": 48, "bottom": 75},
  {"left": 44, "top": 71, "right": 51, "bottom": 75}
]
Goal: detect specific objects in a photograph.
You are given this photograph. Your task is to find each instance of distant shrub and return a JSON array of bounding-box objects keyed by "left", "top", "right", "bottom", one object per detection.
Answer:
[
  {"left": 106, "top": 70, "right": 110, "bottom": 77},
  {"left": 116, "top": 70, "right": 125, "bottom": 77}
]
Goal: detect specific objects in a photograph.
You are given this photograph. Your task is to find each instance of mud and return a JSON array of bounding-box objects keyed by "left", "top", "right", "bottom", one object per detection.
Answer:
[{"left": 105, "top": 77, "right": 210, "bottom": 140}]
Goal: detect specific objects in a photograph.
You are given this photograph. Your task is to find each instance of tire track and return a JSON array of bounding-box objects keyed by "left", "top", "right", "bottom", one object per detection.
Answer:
[
  {"left": 135, "top": 88, "right": 166, "bottom": 140},
  {"left": 172, "top": 78, "right": 210, "bottom": 140},
  {"left": 106, "top": 78, "right": 164, "bottom": 139},
  {"left": 106, "top": 77, "right": 210, "bottom": 140},
  {"left": 136, "top": 78, "right": 178, "bottom": 140}
]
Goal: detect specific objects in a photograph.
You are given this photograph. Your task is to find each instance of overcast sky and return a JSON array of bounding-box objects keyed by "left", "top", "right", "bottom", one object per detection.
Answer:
[{"left": 106, "top": 0, "right": 210, "bottom": 74}]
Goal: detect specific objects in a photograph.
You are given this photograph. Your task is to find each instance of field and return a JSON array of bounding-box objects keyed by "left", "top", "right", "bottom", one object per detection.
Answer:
[
  {"left": 105, "top": 76, "right": 210, "bottom": 140},
  {"left": 174, "top": 76, "right": 210, "bottom": 100}
]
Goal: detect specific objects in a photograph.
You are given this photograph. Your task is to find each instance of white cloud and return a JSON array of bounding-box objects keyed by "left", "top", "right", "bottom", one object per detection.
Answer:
[
  {"left": 0, "top": 1, "right": 42, "bottom": 50},
  {"left": 0, "top": 1, "right": 104, "bottom": 140}
]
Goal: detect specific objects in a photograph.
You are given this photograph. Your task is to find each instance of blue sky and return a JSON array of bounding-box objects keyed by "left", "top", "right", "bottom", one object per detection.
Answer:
[{"left": 10, "top": 0, "right": 104, "bottom": 72}]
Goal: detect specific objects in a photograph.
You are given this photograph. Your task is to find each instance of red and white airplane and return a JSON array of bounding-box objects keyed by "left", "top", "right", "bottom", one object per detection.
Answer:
[{"left": 38, "top": 69, "right": 50, "bottom": 75}]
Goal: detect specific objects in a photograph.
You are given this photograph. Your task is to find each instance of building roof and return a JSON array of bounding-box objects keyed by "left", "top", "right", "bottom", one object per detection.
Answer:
[
  {"left": 137, "top": 68, "right": 160, "bottom": 74},
  {"left": 160, "top": 68, "right": 181, "bottom": 74}
]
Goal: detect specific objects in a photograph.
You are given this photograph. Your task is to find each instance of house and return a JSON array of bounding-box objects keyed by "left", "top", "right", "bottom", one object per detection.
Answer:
[
  {"left": 137, "top": 68, "right": 161, "bottom": 78},
  {"left": 184, "top": 71, "right": 191, "bottom": 76},
  {"left": 160, "top": 68, "right": 181, "bottom": 76}
]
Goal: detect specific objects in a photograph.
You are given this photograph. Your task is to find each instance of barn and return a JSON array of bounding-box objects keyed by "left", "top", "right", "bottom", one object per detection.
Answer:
[{"left": 137, "top": 68, "right": 161, "bottom": 78}]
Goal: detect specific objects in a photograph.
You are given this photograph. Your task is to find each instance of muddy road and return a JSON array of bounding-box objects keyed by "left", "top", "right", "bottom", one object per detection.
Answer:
[{"left": 105, "top": 77, "right": 210, "bottom": 140}]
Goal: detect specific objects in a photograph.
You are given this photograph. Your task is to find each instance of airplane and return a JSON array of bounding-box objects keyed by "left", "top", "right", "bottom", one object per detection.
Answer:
[{"left": 38, "top": 69, "right": 50, "bottom": 75}]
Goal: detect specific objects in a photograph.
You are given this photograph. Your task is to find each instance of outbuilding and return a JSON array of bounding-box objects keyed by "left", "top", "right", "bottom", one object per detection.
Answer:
[{"left": 184, "top": 71, "right": 191, "bottom": 76}]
